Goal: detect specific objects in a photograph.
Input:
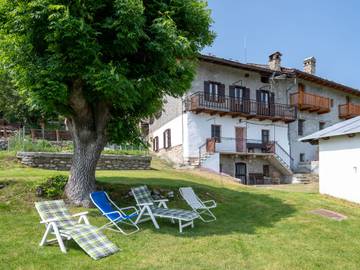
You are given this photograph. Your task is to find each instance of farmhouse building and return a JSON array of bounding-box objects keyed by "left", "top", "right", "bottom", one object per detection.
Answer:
[{"left": 148, "top": 52, "right": 360, "bottom": 184}]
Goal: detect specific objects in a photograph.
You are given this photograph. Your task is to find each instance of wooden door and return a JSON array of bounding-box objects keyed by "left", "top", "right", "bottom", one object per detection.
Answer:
[{"left": 235, "top": 127, "right": 245, "bottom": 152}]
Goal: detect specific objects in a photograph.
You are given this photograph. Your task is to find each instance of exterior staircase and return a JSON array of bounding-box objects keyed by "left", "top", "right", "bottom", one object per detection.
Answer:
[{"left": 266, "top": 154, "right": 293, "bottom": 176}]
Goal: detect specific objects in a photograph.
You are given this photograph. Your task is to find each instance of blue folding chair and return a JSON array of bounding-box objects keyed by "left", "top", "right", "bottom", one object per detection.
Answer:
[{"left": 90, "top": 191, "right": 140, "bottom": 235}]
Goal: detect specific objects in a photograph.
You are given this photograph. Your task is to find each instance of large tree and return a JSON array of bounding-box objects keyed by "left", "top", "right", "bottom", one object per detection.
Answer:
[{"left": 0, "top": 0, "right": 214, "bottom": 206}]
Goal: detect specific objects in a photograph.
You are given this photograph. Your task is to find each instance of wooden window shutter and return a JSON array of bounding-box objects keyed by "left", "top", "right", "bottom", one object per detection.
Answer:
[
  {"left": 243, "top": 88, "right": 250, "bottom": 100},
  {"left": 167, "top": 129, "right": 171, "bottom": 148},
  {"left": 204, "top": 81, "right": 210, "bottom": 101},
  {"left": 269, "top": 92, "right": 275, "bottom": 116},
  {"left": 256, "top": 90, "right": 261, "bottom": 102},
  {"left": 229, "top": 85, "right": 235, "bottom": 98},
  {"left": 219, "top": 83, "right": 225, "bottom": 102}
]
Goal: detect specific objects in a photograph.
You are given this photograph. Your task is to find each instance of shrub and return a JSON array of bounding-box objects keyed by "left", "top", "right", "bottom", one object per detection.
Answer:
[{"left": 36, "top": 175, "right": 68, "bottom": 198}]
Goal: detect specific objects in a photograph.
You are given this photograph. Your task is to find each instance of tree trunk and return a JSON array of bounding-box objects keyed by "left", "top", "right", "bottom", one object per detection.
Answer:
[
  {"left": 64, "top": 126, "right": 105, "bottom": 207},
  {"left": 64, "top": 79, "right": 109, "bottom": 207}
]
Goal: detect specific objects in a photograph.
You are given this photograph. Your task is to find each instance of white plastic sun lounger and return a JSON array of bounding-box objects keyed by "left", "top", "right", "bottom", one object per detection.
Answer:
[
  {"left": 179, "top": 187, "right": 217, "bottom": 222},
  {"left": 132, "top": 185, "right": 199, "bottom": 233}
]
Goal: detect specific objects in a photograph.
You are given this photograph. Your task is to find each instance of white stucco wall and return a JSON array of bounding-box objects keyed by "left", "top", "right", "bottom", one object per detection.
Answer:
[
  {"left": 201, "top": 152, "right": 220, "bottom": 173},
  {"left": 184, "top": 112, "right": 289, "bottom": 159},
  {"left": 319, "top": 135, "right": 360, "bottom": 204},
  {"left": 150, "top": 114, "right": 184, "bottom": 150}
]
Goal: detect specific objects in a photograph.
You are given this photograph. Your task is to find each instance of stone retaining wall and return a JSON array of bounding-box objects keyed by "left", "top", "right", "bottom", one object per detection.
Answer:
[
  {"left": 16, "top": 152, "right": 151, "bottom": 170},
  {"left": 0, "top": 140, "right": 7, "bottom": 150}
]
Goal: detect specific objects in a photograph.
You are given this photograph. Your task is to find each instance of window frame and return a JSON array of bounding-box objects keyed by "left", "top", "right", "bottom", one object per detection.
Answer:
[
  {"left": 261, "top": 129, "right": 270, "bottom": 144},
  {"left": 163, "top": 129, "right": 171, "bottom": 149},
  {"left": 153, "top": 136, "right": 159, "bottom": 152},
  {"left": 211, "top": 124, "right": 221, "bottom": 143},
  {"left": 263, "top": 165, "right": 270, "bottom": 177},
  {"left": 298, "top": 119, "right": 305, "bottom": 136}
]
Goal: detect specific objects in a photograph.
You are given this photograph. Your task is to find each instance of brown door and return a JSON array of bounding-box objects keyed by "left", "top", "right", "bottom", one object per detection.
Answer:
[{"left": 235, "top": 127, "right": 245, "bottom": 152}]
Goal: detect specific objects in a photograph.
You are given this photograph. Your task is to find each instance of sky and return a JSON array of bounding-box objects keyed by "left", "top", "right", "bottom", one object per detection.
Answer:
[{"left": 203, "top": 0, "right": 360, "bottom": 89}]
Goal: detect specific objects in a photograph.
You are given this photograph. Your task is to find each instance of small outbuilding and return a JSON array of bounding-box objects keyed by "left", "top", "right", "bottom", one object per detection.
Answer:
[{"left": 300, "top": 116, "right": 360, "bottom": 204}]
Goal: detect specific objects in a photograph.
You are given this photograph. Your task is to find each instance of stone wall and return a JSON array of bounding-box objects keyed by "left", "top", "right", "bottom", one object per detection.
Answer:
[
  {"left": 0, "top": 140, "right": 7, "bottom": 150},
  {"left": 153, "top": 144, "right": 184, "bottom": 165},
  {"left": 16, "top": 152, "right": 151, "bottom": 171}
]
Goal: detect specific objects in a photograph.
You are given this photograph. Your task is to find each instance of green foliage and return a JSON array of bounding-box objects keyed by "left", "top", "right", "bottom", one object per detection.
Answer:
[
  {"left": 8, "top": 133, "right": 72, "bottom": 152},
  {"left": 36, "top": 175, "right": 68, "bottom": 198},
  {"left": 0, "top": 70, "right": 42, "bottom": 125},
  {"left": 0, "top": 0, "right": 215, "bottom": 144},
  {"left": 102, "top": 148, "right": 148, "bottom": 156}
]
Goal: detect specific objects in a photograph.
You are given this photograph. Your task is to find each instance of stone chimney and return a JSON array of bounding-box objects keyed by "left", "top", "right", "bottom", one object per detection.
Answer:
[
  {"left": 303, "top": 56, "right": 316, "bottom": 75},
  {"left": 268, "top": 51, "right": 282, "bottom": 71}
]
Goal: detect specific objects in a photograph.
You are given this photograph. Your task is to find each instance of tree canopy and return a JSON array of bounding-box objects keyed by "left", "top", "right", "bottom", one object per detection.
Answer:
[
  {"left": 0, "top": 0, "right": 214, "bottom": 143},
  {"left": 0, "top": 0, "right": 214, "bottom": 205}
]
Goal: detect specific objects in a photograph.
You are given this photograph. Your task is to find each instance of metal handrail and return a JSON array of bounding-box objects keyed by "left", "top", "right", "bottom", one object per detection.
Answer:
[{"left": 199, "top": 137, "right": 293, "bottom": 169}]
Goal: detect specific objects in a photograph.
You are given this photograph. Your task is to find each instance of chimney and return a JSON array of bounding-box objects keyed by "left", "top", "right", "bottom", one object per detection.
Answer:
[
  {"left": 303, "top": 56, "right": 316, "bottom": 75},
  {"left": 268, "top": 51, "right": 282, "bottom": 71}
]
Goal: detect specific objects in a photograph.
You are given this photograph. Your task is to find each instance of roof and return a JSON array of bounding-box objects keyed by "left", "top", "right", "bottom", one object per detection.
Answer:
[
  {"left": 199, "top": 54, "right": 360, "bottom": 97},
  {"left": 300, "top": 116, "right": 360, "bottom": 142}
]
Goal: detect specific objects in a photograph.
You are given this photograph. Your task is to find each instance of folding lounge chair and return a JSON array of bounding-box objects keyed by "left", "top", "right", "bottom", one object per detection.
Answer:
[
  {"left": 90, "top": 191, "right": 139, "bottom": 235},
  {"left": 35, "top": 200, "right": 119, "bottom": 260},
  {"left": 131, "top": 186, "right": 199, "bottom": 233},
  {"left": 179, "top": 187, "right": 217, "bottom": 222}
]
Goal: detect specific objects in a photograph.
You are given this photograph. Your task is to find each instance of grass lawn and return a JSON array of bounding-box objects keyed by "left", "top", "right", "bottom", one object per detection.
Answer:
[{"left": 1, "top": 152, "right": 360, "bottom": 269}]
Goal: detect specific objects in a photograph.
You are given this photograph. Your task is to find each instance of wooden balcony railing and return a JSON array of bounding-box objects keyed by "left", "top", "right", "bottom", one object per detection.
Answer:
[
  {"left": 339, "top": 103, "right": 360, "bottom": 119},
  {"left": 185, "top": 92, "right": 297, "bottom": 123},
  {"left": 290, "top": 91, "right": 330, "bottom": 114}
]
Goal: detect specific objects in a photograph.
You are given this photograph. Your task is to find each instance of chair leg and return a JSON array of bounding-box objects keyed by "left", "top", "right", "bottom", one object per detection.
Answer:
[
  {"left": 39, "top": 224, "right": 52, "bottom": 247},
  {"left": 197, "top": 208, "right": 216, "bottom": 223},
  {"left": 148, "top": 211, "right": 160, "bottom": 229},
  {"left": 52, "top": 223, "right": 67, "bottom": 253},
  {"left": 136, "top": 206, "right": 160, "bottom": 229},
  {"left": 135, "top": 207, "right": 147, "bottom": 224}
]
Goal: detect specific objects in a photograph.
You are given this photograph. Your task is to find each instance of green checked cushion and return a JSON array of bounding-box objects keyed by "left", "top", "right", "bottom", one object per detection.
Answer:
[
  {"left": 64, "top": 224, "right": 119, "bottom": 260},
  {"left": 151, "top": 207, "right": 199, "bottom": 221},
  {"left": 35, "top": 200, "right": 76, "bottom": 229},
  {"left": 132, "top": 185, "right": 154, "bottom": 205}
]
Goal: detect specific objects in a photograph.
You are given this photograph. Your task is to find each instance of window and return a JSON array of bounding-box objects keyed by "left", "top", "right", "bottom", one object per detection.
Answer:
[
  {"left": 234, "top": 87, "right": 244, "bottom": 99},
  {"left": 262, "top": 130, "right": 270, "bottom": 143},
  {"left": 298, "top": 119, "right": 305, "bottom": 136},
  {"left": 300, "top": 153, "right": 305, "bottom": 162},
  {"left": 319, "top": 122, "right": 325, "bottom": 130},
  {"left": 261, "top": 76, "right": 269, "bottom": 83},
  {"left": 204, "top": 81, "right": 224, "bottom": 102},
  {"left": 211, "top": 125, "right": 221, "bottom": 142},
  {"left": 330, "top": 99, "right": 334, "bottom": 108},
  {"left": 163, "top": 129, "right": 171, "bottom": 149},
  {"left": 153, "top": 136, "right": 159, "bottom": 152},
  {"left": 260, "top": 90, "right": 270, "bottom": 104},
  {"left": 263, "top": 165, "right": 270, "bottom": 177}
]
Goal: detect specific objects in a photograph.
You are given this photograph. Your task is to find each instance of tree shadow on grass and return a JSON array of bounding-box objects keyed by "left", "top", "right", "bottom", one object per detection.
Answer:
[{"left": 94, "top": 176, "right": 296, "bottom": 237}]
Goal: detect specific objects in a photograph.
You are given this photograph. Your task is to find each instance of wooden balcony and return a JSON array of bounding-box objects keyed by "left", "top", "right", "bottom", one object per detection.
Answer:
[
  {"left": 185, "top": 92, "right": 297, "bottom": 123},
  {"left": 339, "top": 103, "right": 360, "bottom": 119},
  {"left": 290, "top": 91, "right": 330, "bottom": 114}
]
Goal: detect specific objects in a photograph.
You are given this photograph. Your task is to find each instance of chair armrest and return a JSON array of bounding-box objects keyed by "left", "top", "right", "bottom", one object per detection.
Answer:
[
  {"left": 102, "top": 210, "right": 121, "bottom": 216},
  {"left": 119, "top": 206, "right": 139, "bottom": 214},
  {"left": 137, "top": 202, "right": 154, "bottom": 206},
  {"left": 203, "top": 200, "right": 217, "bottom": 208},
  {"left": 71, "top": 211, "right": 89, "bottom": 217},
  {"left": 153, "top": 199, "right": 169, "bottom": 203},
  {"left": 40, "top": 217, "right": 67, "bottom": 224}
]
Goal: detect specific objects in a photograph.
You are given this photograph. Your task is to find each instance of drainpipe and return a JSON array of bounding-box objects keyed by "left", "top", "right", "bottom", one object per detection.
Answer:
[{"left": 285, "top": 77, "right": 297, "bottom": 170}]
